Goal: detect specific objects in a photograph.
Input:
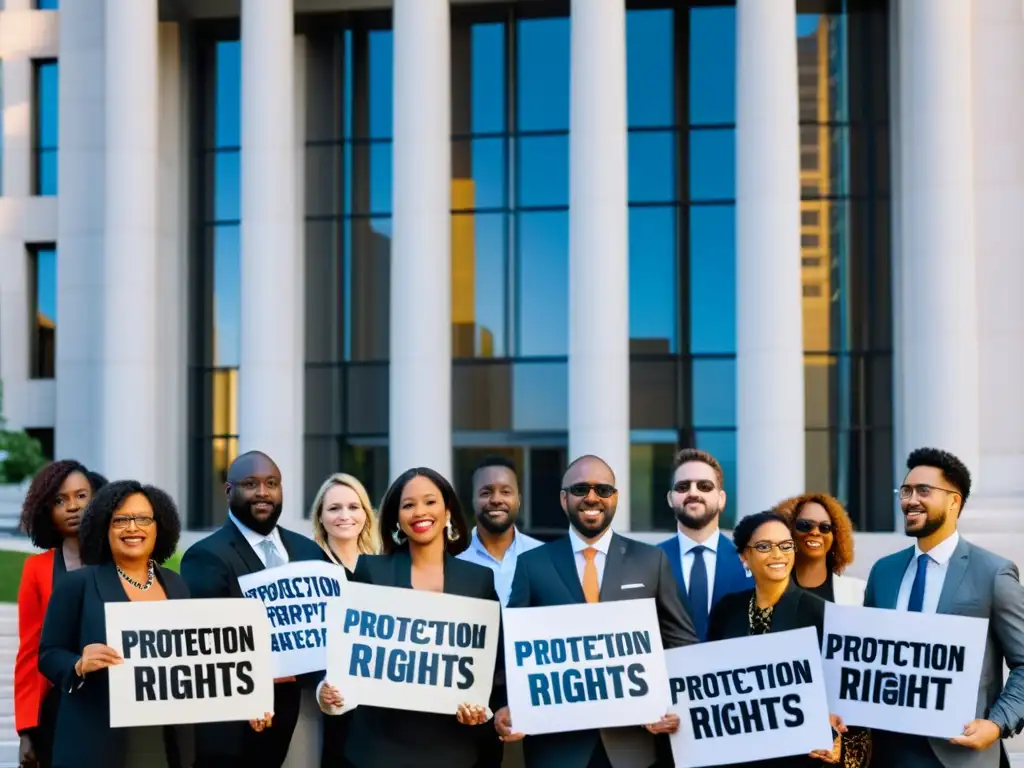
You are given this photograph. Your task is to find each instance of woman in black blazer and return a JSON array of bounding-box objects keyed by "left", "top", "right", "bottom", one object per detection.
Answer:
[
  {"left": 38, "top": 480, "right": 194, "bottom": 768},
  {"left": 317, "top": 467, "right": 503, "bottom": 768},
  {"left": 707, "top": 511, "right": 843, "bottom": 767}
]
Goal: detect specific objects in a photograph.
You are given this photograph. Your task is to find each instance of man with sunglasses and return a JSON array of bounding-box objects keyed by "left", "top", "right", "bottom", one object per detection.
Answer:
[
  {"left": 657, "top": 448, "right": 753, "bottom": 641},
  {"left": 495, "top": 454, "right": 696, "bottom": 768},
  {"left": 863, "top": 447, "right": 1024, "bottom": 768}
]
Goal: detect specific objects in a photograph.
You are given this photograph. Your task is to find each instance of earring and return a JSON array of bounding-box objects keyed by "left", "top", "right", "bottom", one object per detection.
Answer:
[
  {"left": 446, "top": 519, "right": 460, "bottom": 543},
  {"left": 392, "top": 526, "right": 406, "bottom": 545}
]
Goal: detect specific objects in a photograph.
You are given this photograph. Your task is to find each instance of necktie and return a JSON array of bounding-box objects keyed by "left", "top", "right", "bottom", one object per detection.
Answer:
[
  {"left": 260, "top": 539, "right": 284, "bottom": 569},
  {"left": 582, "top": 548, "right": 600, "bottom": 603},
  {"left": 689, "top": 545, "right": 710, "bottom": 641},
  {"left": 907, "top": 553, "right": 931, "bottom": 612}
]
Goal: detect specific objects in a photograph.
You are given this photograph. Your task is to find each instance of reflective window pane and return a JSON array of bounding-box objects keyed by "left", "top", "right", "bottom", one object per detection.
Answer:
[
  {"left": 627, "top": 9, "right": 674, "bottom": 128},
  {"left": 451, "top": 212, "right": 507, "bottom": 357},
  {"left": 518, "top": 135, "right": 568, "bottom": 209},
  {"left": 214, "top": 42, "right": 240, "bottom": 148},
  {"left": 629, "top": 206, "right": 676, "bottom": 350},
  {"left": 517, "top": 211, "right": 567, "bottom": 356},
  {"left": 689, "top": 6, "right": 735, "bottom": 126},
  {"left": 347, "top": 218, "right": 392, "bottom": 361},
  {"left": 692, "top": 357, "right": 736, "bottom": 429},
  {"left": 629, "top": 131, "right": 675, "bottom": 204},
  {"left": 516, "top": 17, "right": 569, "bottom": 132},
  {"left": 369, "top": 31, "right": 393, "bottom": 139},
  {"left": 31, "top": 247, "right": 56, "bottom": 379},
  {"left": 213, "top": 150, "right": 240, "bottom": 223},
  {"left": 452, "top": 138, "right": 505, "bottom": 212},
  {"left": 36, "top": 0, "right": 60, "bottom": 9},
  {"left": 630, "top": 443, "right": 678, "bottom": 531},
  {"left": 694, "top": 430, "right": 737, "bottom": 526},
  {"left": 689, "top": 129, "right": 735, "bottom": 202},
  {"left": 34, "top": 61, "right": 58, "bottom": 195},
  {"left": 471, "top": 23, "right": 505, "bottom": 134},
  {"left": 212, "top": 225, "right": 240, "bottom": 367},
  {"left": 512, "top": 360, "right": 568, "bottom": 432},
  {"left": 689, "top": 205, "right": 736, "bottom": 354}
]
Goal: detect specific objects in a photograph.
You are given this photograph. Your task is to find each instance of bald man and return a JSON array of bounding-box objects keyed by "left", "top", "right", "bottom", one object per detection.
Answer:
[
  {"left": 180, "top": 451, "right": 325, "bottom": 768},
  {"left": 497, "top": 455, "right": 697, "bottom": 768}
]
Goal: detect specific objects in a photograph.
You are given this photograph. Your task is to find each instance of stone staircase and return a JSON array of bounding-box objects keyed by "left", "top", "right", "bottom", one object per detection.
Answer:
[{"left": 0, "top": 603, "right": 17, "bottom": 768}]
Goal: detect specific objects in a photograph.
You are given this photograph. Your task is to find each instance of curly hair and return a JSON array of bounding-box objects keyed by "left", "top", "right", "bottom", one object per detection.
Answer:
[
  {"left": 774, "top": 493, "right": 855, "bottom": 575},
  {"left": 906, "top": 447, "right": 971, "bottom": 510},
  {"left": 78, "top": 480, "right": 181, "bottom": 566},
  {"left": 732, "top": 510, "right": 791, "bottom": 552},
  {"left": 20, "top": 460, "right": 107, "bottom": 549},
  {"left": 379, "top": 467, "right": 470, "bottom": 557}
]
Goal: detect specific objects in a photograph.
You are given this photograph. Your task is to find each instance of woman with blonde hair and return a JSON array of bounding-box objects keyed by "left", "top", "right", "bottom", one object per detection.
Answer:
[{"left": 309, "top": 472, "right": 380, "bottom": 573}]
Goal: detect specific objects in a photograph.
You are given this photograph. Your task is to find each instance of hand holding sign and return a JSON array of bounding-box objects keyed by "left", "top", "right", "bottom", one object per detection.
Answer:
[
  {"left": 950, "top": 719, "right": 1001, "bottom": 751},
  {"left": 249, "top": 712, "right": 273, "bottom": 732},
  {"left": 494, "top": 706, "right": 525, "bottom": 743},
  {"left": 645, "top": 711, "right": 681, "bottom": 735},
  {"left": 77, "top": 643, "right": 123, "bottom": 676},
  {"left": 318, "top": 682, "right": 345, "bottom": 710},
  {"left": 456, "top": 703, "right": 489, "bottom": 726},
  {"left": 808, "top": 714, "right": 847, "bottom": 763}
]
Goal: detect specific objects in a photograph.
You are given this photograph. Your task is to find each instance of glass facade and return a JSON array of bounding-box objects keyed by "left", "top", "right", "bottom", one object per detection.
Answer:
[
  {"left": 33, "top": 60, "right": 58, "bottom": 196},
  {"left": 29, "top": 245, "right": 56, "bottom": 380},
  {"left": 189, "top": 0, "right": 893, "bottom": 533},
  {"left": 35, "top": 0, "right": 60, "bottom": 9}
]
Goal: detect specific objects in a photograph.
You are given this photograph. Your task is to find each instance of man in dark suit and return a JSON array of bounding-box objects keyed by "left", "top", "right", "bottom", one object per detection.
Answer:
[
  {"left": 864, "top": 447, "right": 1024, "bottom": 768},
  {"left": 657, "top": 448, "right": 752, "bottom": 641},
  {"left": 495, "top": 454, "right": 698, "bottom": 768},
  {"left": 180, "top": 450, "right": 326, "bottom": 768}
]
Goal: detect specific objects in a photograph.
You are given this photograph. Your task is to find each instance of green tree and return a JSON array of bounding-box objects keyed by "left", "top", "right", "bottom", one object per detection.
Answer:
[{"left": 0, "top": 379, "right": 47, "bottom": 484}]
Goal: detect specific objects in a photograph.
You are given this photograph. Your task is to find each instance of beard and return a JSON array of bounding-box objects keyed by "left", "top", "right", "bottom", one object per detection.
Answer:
[
  {"left": 230, "top": 497, "right": 283, "bottom": 537},
  {"left": 905, "top": 508, "right": 945, "bottom": 539},
  {"left": 568, "top": 506, "right": 614, "bottom": 539},
  {"left": 674, "top": 499, "right": 721, "bottom": 531},
  {"left": 476, "top": 507, "right": 516, "bottom": 535}
]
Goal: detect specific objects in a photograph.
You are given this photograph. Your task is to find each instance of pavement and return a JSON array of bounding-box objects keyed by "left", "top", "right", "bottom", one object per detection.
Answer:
[{"left": 0, "top": 603, "right": 17, "bottom": 767}]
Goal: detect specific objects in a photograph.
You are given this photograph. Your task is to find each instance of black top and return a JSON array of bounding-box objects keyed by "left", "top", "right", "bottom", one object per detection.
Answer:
[
  {"left": 342, "top": 551, "right": 504, "bottom": 768},
  {"left": 794, "top": 571, "right": 835, "bottom": 603},
  {"left": 38, "top": 563, "right": 195, "bottom": 768}
]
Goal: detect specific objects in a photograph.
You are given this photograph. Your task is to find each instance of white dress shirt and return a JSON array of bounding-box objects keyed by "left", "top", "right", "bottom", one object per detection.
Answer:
[
  {"left": 568, "top": 525, "right": 613, "bottom": 590},
  {"left": 677, "top": 529, "right": 719, "bottom": 606},
  {"left": 229, "top": 511, "right": 290, "bottom": 566},
  {"left": 895, "top": 531, "right": 960, "bottom": 613}
]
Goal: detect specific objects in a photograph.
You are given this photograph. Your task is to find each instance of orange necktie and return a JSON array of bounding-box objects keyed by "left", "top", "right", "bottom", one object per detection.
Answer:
[{"left": 582, "top": 547, "right": 600, "bottom": 603}]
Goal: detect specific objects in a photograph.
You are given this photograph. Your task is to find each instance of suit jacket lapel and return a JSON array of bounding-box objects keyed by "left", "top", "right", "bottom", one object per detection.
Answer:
[
  {"left": 771, "top": 581, "right": 803, "bottom": 631},
  {"left": 393, "top": 549, "right": 414, "bottom": 590},
  {"left": 96, "top": 562, "right": 130, "bottom": 604},
  {"left": 712, "top": 533, "right": 745, "bottom": 606},
  {"left": 664, "top": 537, "right": 693, "bottom": 613},
  {"left": 937, "top": 538, "right": 971, "bottom": 614},
  {"left": 552, "top": 535, "right": 586, "bottom": 604},
  {"left": 599, "top": 534, "right": 628, "bottom": 601},
  {"left": 882, "top": 547, "right": 915, "bottom": 609},
  {"left": 226, "top": 521, "right": 265, "bottom": 575},
  {"left": 155, "top": 566, "right": 189, "bottom": 600}
]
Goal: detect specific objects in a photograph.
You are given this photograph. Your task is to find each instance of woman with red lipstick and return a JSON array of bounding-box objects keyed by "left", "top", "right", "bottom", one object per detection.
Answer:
[
  {"left": 15, "top": 460, "right": 106, "bottom": 768},
  {"left": 317, "top": 467, "right": 504, "bottom": 768}
]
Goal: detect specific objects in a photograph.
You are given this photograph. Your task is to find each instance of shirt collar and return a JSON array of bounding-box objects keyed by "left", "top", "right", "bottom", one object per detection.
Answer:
[
  {"left": 470, "top": 527, "right": 524, "bottom": 557},
  {"left": 229, "top": 511, "right": 282, "bottom": 548},
  {"left": 568, "top": 525, "right": 613, "bottom": 555},
  {"left": 915, "top": 530, "right": 960, "bottom": 565},
  {"left": 678, "top": 529, "right": 720, "bottom": 556}
]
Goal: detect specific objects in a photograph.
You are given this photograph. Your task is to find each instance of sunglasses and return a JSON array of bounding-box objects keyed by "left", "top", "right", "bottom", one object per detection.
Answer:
[
  {"left": 794, "top": 519, "right": 833, "bottom": 535},
  {"left": 563, "top": 483, "right": 617, "bottom": 499},
  {"left": 672, "top": 480, "right": 716, "bottom": 493}
]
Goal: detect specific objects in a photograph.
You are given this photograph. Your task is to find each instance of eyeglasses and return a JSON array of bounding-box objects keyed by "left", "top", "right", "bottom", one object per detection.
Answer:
[
  {"left": 748, "top": 540, "right": 796, "bottom": 554},
  {"left": 111, "top": 515, "right": 155, "bottom": 529},
  {"left": 895, "top": 484, "right": 959, "bottom": 501},
  {"left": 672, "top": 480, "right": 716, "bottom": 494},
  {"left": 794, "top": 519, "right": 833, "bottom": 535},
  {"left": 563, "top": 483, "right": 617, "bottom": 499}
]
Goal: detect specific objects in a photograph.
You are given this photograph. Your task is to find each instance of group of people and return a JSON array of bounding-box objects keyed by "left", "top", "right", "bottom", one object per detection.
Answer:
[{"left": 11, "top": 443, "right": 1024, "bottom": 768}]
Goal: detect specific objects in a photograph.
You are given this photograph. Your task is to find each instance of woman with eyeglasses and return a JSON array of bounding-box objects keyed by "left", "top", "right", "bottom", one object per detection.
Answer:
[
  {"left": 775, "top": 494, "right": 870, "bottom": 767},
  {"left": 707, "top": 510, "right": 845, "bottom": 766},
  {"left": 38, "top": 480, "right": 193, "bottom": 768}
]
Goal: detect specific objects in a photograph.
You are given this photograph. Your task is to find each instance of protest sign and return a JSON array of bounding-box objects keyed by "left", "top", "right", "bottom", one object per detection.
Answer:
[
  {"left": 821, "top": 604, "right": 988, "bottom": 738},
  {"left": 105, "top": 598, "right": 274, "bottom": 728},
  {"left": 238, "top": 560, "right": 343, "bottom": 677},
  {"left": 502, "top": 599, "right": 670, "bottom": 735},
  {"left": 326, "top": 581, "right": 500, "bottom": 715},
  {"left": 666, "top": 627, "right": 833, "bottom": 767}
]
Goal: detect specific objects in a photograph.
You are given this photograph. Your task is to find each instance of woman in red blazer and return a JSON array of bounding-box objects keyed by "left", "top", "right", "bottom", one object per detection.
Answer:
[{"left": 15, "top": 460, "right": 105, "bottom": 768}]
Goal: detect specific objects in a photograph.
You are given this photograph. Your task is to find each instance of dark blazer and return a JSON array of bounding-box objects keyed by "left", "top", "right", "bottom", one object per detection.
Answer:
[
  {"left": 706, "top": 582, "right": 826, "bottom": 768},
  {"left": 658, "top": 531, "right": 754, "bottom": 640},
  {"left": 179, "top": 520, "right": 327, "bottom": 768},
  {"left": 340, "top": 551, "right": 504, "bottom": 768},
  {"left": 865, "top": 537, "right": 1024, "bottom": 768},
  {"left": 37, "top": 562, "right": 195, "bottom": 768},
  {"left": 507, "top": 532, "right": 698, "bottom": 768}
]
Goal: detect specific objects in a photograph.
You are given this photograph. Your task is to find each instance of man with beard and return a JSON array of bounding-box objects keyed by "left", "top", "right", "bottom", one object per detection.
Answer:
[
  {"left": 457, "top": 455, "right": 543, "bottom": 607},
  {"left": 864, "top": 447, "right": 1024, "bottom": 768},
  {"left": 180, "top": 450, "right": 325, "bottom": 768},
  {"left": 496, "top": 454, "right": 696, "bottom": 768},
  {"left": 657, "top": 448, "right": 752, "bottom": 641}
]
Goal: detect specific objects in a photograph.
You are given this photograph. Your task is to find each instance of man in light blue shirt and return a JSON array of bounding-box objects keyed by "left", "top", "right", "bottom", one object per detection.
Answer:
[{"left": 456, "top": 455, "right": 542, "bottom": 607}]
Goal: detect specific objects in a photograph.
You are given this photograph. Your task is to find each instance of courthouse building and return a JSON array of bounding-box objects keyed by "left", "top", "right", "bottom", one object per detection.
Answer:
[{"left": 0, "top": 0, "right": 1020, "bottom": 549}]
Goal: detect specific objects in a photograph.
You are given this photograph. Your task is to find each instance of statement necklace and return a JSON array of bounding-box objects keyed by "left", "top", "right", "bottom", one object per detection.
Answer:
[{"left": 117, "top": 560, "right": 156, "bottom": 591}]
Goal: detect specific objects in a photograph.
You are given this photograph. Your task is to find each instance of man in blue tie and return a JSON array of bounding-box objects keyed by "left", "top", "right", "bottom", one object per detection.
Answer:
[
  {"left": 864, "top": 447, "right": 1024, "bottom": 767},
  {"left": 657, "top": 449, "right": 752, "bottom": 642}
]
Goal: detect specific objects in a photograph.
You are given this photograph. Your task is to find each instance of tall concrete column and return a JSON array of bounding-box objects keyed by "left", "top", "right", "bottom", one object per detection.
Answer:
[
  {"left": 967, "top": 0, "right": 1024, "bottom": 532},
  {"left": 56, "top": 0, "right": 105, "bottom": 468},
  {"left": 389, "top": 0, "right": 452, "bottom": 481},
  {"left": 735, "top": 0, "right": 804, "bottom": 515},
  {"left": 102, "top": 0, "right": 159, "bottom": 483},
  {"left": 239, "top": 0, "right": 303, "bottom": 523},
  {"left": 568, "top": 0, "right": 631, "bottom": 527},
  {"left": 895, "top": 0, "right": 980, "bottom": 479}
]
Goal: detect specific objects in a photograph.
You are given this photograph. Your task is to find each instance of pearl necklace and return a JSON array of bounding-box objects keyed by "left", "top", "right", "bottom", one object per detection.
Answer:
[{"left": 117, "top": 560, "right": 155, "bottom": 591}]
